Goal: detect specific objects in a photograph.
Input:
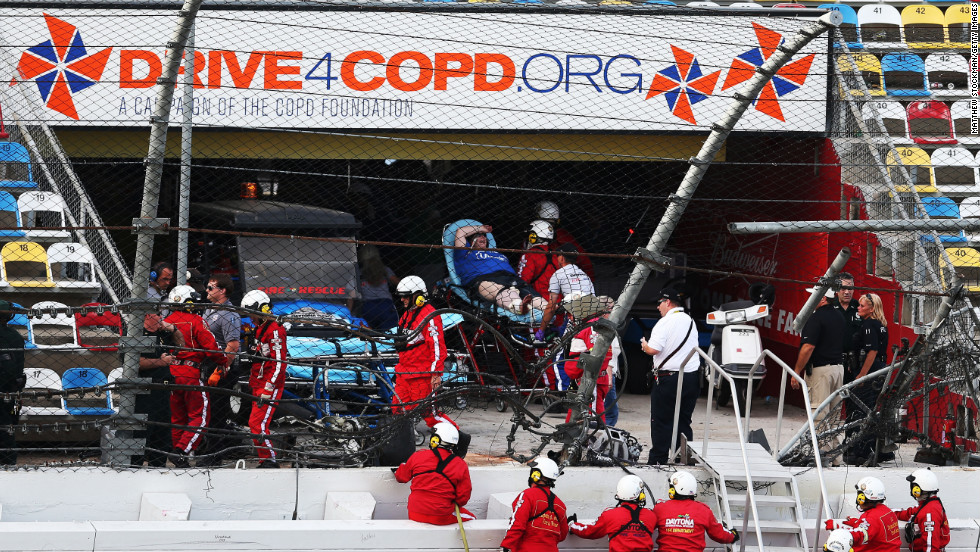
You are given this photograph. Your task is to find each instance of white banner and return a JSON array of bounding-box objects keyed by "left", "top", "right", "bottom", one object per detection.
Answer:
[{"left": 1, "top": 9, "right": 828, "bottom": 132}]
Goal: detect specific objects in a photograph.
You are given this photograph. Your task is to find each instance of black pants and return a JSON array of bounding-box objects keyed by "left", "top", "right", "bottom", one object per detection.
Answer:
[
  {"left": 1, "top": 399, "right": 17, "bottom": 465},
  {"left": 649, "top": 371, "right": 701, "bottom": 465},
  {"left": 135, "top": 382, "right": 172, "bottom": 467},
  {"left": 845, "top": 377, "right": 883, "bottom": 461}
]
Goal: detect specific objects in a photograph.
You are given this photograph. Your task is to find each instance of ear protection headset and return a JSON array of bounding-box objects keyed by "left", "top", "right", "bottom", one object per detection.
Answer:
[
  {"left": 668, "top": 485, "right": 676, "bottom": 499},
  {"left": 528, "top": 231, "right": 539, "bottom": 245},
  {"left": 910, "top": 482, "right": 922, "bottom": 499},
  {"left": 414, "top": 293, "right": 426, "bottom": 308},
  {"left": 260, "top": 303, "right": 271, "bottom": 314},
  {"left": 149, "top": 262, "right": 171, "bottom": 282},
  {"left": 638, "top": 489, "right": 647, "bottom": 502},
  {"left": 530, "top": 468, "right": 542, "bottom": 483},
  {"left": 855, "top": 491, "right": 867, "bottom": 507},
  {"left": 429, "top": 433, "right": 441, "bottom": 449}
]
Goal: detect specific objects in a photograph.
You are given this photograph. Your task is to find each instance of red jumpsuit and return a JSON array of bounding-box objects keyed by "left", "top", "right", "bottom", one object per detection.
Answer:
[
  {"left": 570, "top": 502, "right": 658, "bottom": 552},
  {"left": 249, "top": 320, "right": 288, "bottom": 461},
  {"left": 501, "top": 484, "right": 569, "bottom": 552},
  {"left": 165, "top": 310, "right": 225, "bottom": 454},
  {"left": 840, "top": 504, "right": 902, "bottom": 552},
  {"left": 518, "top": 244, "right": 559, "bottom": 299},
  {"left": 564, "top": 322, "right": 611, "bottom": 423},
  {"left": 393, "top": 304, "right": 455, "bottom": 428},
  {"left": 895, "top": 496, "right": 949, "bottom": 552},
  {"left": 652, "top": 498, "right": 738, "bottom": 552},
  {"left": 394, "top": 447, "right": 474, "bottom": 525},
  {"left": 895, "top": 498, "right": 948, "bottom": 552}
]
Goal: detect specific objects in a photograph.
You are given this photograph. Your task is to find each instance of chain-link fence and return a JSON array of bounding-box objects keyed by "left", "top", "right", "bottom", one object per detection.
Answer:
[{"left": 0, "top": 1, "right": 976, "bottom": 470}]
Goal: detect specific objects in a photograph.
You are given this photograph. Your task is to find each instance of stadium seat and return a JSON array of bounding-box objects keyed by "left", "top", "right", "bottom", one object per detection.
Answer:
[
  {"left": 773, "top": 3, "right": 806, "bottom": 8},
  {"left": 0, "top": 141, "right": 38, "bottom": 191},
  {"left": 836, "top": 53, "right": 885, "bottom": 97},
  {"left": 819, "top": 4, "right": 861, "bottom": 49},
  {"left": 925, "top": 53, "right": 970, "bottom": 96},
  {"left": 943, "top": 247, "right": 980, "bottom": 292},
  {"left": 932, "top": 147, "right": 979, "bottom": 196},
  {"left": 19, "top": 367, "right": 68, "bottom": 416},
  {"left": 950, "top": 100, "right": 978, "bottom": 145},
  {"left": 643, "top": 0, "right": 676, "bottom": 4},
  {"left": 599, "top": 0, "right": 632, "bottom": 5},
  {"left": 887, "top": 146, "right": 938, "bottom": 193},
  {"left": 881, "top": 53, "right": 929, "bottom": 97},
  {"left": 0, "top": 190, "right": 26, "bottom": 238},
  {"left": 29, "top": 300, "right": 78, "bottom": 349},
  {"left": 907, "top": 100, "right": 956, "bottom": 145},
  {"left": 8, "top": 302, "right": 37, "bottom": 349},
  {"left": 61, "top": 367, "right": 114, "bottom": 416},
  {"left": 862, "top": 100, "right": 909, "bottom": 142},
  {"left": 918, "top": 196, "right": 966, "bottom": 244},
  {"left": 858, "top": 4, "right": 905, "bottom": 49},
  {"left": 16, "top": 191, "right": 70, "bottom": 239},
  {"left": 1, "top": 241, "right": 55, "bottom": 288},
  {"left": 945, "top": 4, "right": 972, "bottom": 49},
  {"left": 901, "top": 4, "right": 947, "bottom": 49},
  {"left": 74, "top": 303, "right": 122, "bottom": 352},
  {"left": 728, "top": 2, "right": 763, "bottom": 8},
  {"left": 958, "top": 196, "right": 980, "bottom": 242},
  {"left": 685, "top": 1, "right": 719, "bottom": 7},
  {"left": 47, "top": 242, "right": 98, "bottom": 288}
]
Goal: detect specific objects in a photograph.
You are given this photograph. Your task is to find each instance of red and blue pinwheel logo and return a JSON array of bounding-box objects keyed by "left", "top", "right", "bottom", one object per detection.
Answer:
[
  {"left": 721, "top": 22, "right": 815, "bottom": 122},
  {"left": 15, "top": 14, "right": 112, "bottom": 120},
  {"left": 645, "top": 45, "right": 721, "bottom": 125}
]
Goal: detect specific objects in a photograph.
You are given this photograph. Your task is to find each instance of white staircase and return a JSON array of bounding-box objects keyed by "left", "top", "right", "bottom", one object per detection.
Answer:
[{"left": 688, "top": 440, "right": 808, "bottom": 552}]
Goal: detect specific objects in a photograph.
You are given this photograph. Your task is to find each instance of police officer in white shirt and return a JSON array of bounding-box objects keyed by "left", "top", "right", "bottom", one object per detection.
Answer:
[{"left": 640, "top": 288, "right": 700, "bottom": 465}]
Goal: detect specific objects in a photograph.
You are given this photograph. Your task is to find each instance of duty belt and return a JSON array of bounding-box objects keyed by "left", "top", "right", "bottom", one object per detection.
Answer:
[{"left": 174, "top": 359, "right": 199, "bottom": 368}]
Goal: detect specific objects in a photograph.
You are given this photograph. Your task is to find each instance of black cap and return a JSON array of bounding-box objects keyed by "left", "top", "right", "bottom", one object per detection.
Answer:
[
  {"left": 556, "top": 243, "right": 578, "bottom": 254},
  {"left": 658, "top": 288, "right": 681, "bottom": 304}
]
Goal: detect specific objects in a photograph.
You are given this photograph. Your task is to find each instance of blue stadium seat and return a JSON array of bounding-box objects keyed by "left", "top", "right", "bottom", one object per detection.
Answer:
[
  {"left": 881, "top": 52, "right": 929, "bottom": 97},
  {"left": 0, "top": 191, "right": 26, "bottom": 238},
  {"left": 61, "top": 367, "right": 114, "bottom": 416},
  {"left": 819, "top": 4, "right": 861, "bottom": 49},
  {"left": 918, "top": 196, "right": 966, "bottom": 244}
]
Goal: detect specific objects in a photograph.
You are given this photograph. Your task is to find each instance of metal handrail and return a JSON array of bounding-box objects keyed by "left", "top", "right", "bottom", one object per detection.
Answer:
[
  {"left": 665, "top": 347, "right": 763, "bottom": 552},
  {"left": 745, "top": 350, "right": 833, "bottom": 526}
]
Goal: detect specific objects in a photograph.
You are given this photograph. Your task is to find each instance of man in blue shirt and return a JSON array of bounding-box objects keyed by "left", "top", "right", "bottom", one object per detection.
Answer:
[{"left": 454, "top": 223, "right": 547, "bottom": 315}]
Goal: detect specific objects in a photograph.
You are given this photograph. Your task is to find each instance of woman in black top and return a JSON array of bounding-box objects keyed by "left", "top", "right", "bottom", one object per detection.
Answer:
[{"left": 845, "top": 292, "right": 890, "bottom": 465}]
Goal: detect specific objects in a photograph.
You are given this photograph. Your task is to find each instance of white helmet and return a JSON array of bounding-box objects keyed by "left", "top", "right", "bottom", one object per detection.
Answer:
[
  {"left": 528, "top": 220, "right": 554, "bottom": 244},
  {"left": 855, "top": 476, "right": 886, "bottom": 506},
  {"left": 535, "top": 200, "right": 560, "bottom": 221},
  {"left": 616, "top": 474, "right": 647, "bottom": 504},
  {"left": 669, "top": 470, "right": 698, "bottom": 498},
  {"left": 824, "top": 529, "right": 854, "bottom": 552},
  {"left": 528, "top": 457, "right": 561, "bottom": 483},
  {"left": 431, "top": 422, "right": 459, "bottom": 448},
  {"left": 168, "top": 284, "right": 200, "bottom": 304},
  {"left": 395, "top": 275, "right": 427, "bottom": 297},
  {"left": 241, "top": 289, "right": 272, "bottom": 313},
  {"left": 907, "top": 468, "right": 939, "bottom": 498}
]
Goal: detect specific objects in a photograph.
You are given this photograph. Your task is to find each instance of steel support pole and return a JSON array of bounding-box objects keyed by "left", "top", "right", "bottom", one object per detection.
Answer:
[
  {"left": 113, "top": 0, "right": 204, "bottom": 466},
  {"left": 176, "top": 24, "right": 195, "bottom": 286},
  {"left": 564, "top": 12, "right": 842, "bottom": 461},
  {"left": 730, "top": 219, "right": 980, "bottom": 234},
  {"left": 792, "top": 247, "right": 851, "bottom": 335}
]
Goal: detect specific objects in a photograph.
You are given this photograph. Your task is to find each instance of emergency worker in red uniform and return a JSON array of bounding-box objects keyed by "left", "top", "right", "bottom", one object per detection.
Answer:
[
  {"left": 518, "top": 220, "right": 559, "bottom": 299},
  {"left": 394, "top": 422, "right": 475, "bottom": 525},
  {"left": 533, "top": 201, "right": 594, "bottom": 279},
  {"left": 894, "top": 469, "right": 949, "bottom": 552},
  {"left": 653, "top": 470, "right": 739, "bottom": 552},
  {"left": 164, "top": 285, "right": 227, "bottom": 465},
  {"left": 826, "top": 476, "right": 901, "bottom": 552},
  {"left": 501, "top": 457, "right": 569, "bottom": 552},
  {"left": 392, "top": 276, "right": 470, "bottom": 453},
  {"left": 240, "top": 289, "right": 288, "bottom": 468},
  {"left": 570, "top": 474, "right": 658, "bottom": 552},
  {"left": 563, "top": 308, "right": 612, "bottom": 423}
]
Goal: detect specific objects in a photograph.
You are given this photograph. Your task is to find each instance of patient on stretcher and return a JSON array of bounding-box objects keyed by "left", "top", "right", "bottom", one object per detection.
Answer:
[{"left": 454, "top": 223, "right": 549, "bottom": 315}]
